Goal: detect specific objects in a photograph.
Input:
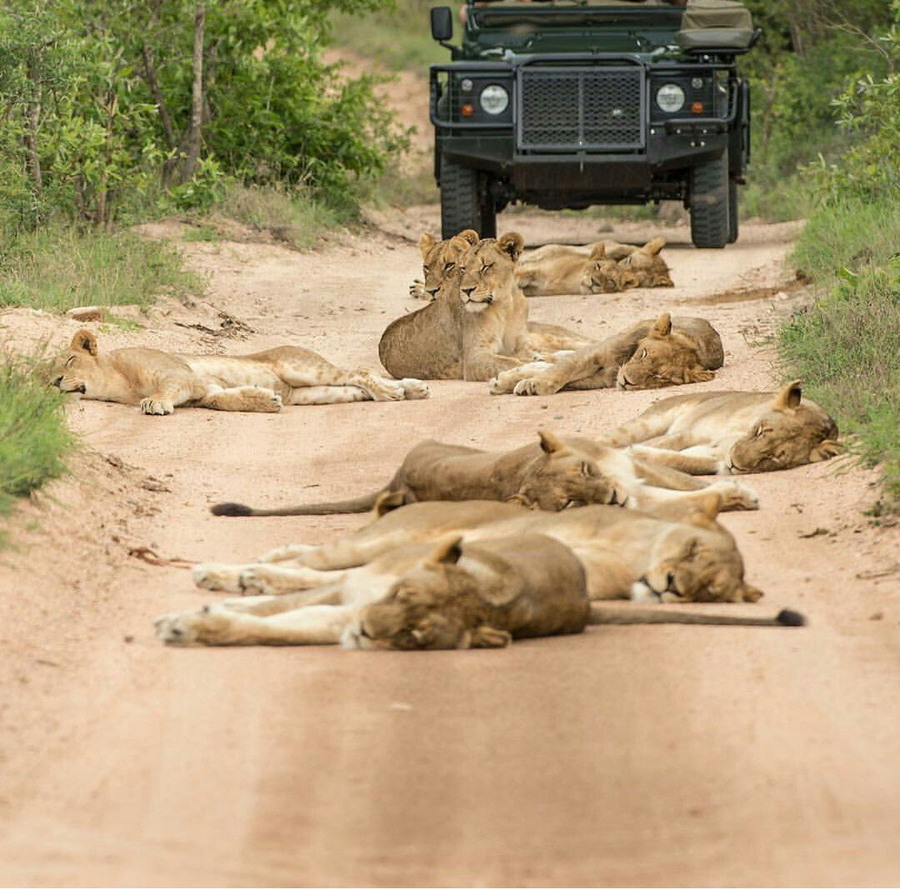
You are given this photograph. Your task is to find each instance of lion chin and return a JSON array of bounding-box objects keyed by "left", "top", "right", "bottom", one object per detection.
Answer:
[{"left": 463, "top": 298, "right": 492, "bottom": 313}]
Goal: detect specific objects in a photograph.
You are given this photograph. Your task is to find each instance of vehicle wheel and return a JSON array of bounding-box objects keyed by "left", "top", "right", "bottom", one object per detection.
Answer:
[
  {"left": 727, "top": 178, "right": 739, "bottom": 244},
  {"left": 689, "top": 151, "right": 730, "bottom": 249},
  {"left": 440, "top": 155, "right": 481, "bottom": 240},
  {"left": 479, "top": 194, "right": 497, "bottom": 240}
]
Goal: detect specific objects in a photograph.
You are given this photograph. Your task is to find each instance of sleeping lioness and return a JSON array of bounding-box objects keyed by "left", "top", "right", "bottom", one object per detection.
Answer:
[
  {"left": 516, "top": 236, "right": 673, "bottom": 297},
  {"left": 210, "top": 429, "right": 758, "bottom": 519},
  {"left": 489, "top": 313, "right": 723, "bottom": 396},
  {"left": 600, "top": 382, "right": 842, "bottom": 474},
  {"left": 156, "top": 511, "right": 804, "bottom": 649},
  {"left": 188, "top": 495, "right": 764, "bottom": 604},
  {"left": 50, "top": 330, "right": 428, "bottom": 414}
]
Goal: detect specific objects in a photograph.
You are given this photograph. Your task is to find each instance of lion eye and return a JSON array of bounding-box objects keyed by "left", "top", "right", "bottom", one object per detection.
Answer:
[
  {"left": 482, "top": 262, "right": 493, "bottom": 272},
  {"left": 444, "top": 262, "right": 455, "bottom": 272},
  {"left": 65, "top": 356, "right": 75, "bottom": 367},
  {"left": 580, "top": 461, "right": 593, "bottom": 476},
  {"left": 639, "top": 349, "right": 648, "bottom": 359},
  {"left": 754, "top": 426, "right": 766, "bottom": 438}
]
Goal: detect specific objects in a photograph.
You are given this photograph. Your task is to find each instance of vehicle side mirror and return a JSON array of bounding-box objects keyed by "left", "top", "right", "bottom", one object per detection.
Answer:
[{"left": 431, "top": 6, "right": 453, "bottom": 43}]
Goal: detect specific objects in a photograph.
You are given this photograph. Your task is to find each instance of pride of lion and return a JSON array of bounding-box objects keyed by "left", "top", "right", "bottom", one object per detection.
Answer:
[{"left": 39, "top": 224, "right": 839, "bottom": 650}]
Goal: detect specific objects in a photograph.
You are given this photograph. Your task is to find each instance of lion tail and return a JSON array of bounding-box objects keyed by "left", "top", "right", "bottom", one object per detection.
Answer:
[
  {"left": 589, "top": 605, "right": 806, "bottom": 627},
  {"left": 210, "top": 491, "right": 384, "bottom": 517}
]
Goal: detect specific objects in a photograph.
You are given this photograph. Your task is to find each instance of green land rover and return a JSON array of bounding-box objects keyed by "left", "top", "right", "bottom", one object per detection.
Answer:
[{"left": 429, "top": 0, "right": 758, "bottom": 247}]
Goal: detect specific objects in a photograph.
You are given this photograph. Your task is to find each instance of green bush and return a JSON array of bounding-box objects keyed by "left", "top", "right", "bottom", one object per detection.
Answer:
[
  {"left": 0, "top": 355, "right": 75, "bottom": 515},
  {"left": 0, "top": 225, "right": 204, "bottom": 313}
]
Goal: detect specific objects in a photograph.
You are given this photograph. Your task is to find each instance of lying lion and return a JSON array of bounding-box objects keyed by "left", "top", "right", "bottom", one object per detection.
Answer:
[
  {"left": 156, "top": 529, "right": 803, "bottom": 650},
  {"left": 516, "top": 237, "right": 673, "bottom": 297},
  {"left": 210, "top": 429, "right": 757, "bottom": 519},
  {"left": 490, "top": 313, "right": 723, "bottom": 396},
  {"left": 188, "top": 495, "right": 765, "bottom": 605},
  {"left": 379, "top": 231, "right": 593, "bottom": 382},
  {"left": 50, "top": 330, "right": 429, "bottom": 415},
  {"left": 599, "top": 382, "right": 842, "bottom": 474}
]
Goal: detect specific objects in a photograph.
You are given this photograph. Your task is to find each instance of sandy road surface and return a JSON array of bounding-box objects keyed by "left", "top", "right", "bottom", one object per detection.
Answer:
[{"left": 1, "top": 209, "right": 900, "bottom": 887}]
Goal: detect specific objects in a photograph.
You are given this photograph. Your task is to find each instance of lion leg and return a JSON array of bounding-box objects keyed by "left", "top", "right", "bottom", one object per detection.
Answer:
[
  {"left": 221, "top": 586, "right": 344, "bottom": 615},
  {"left": 198, "top": 385, "right": 283, "bottom": 413},
  {"left": 632, "top": 482, "right": 759, "bottom": 514},
  {"left": 275, "top": 359, "right": 406, "bottom": 402},
  {"left": 631, "top": 445, "right": 726, "bottom": 475},
  {"left": 237, "top": 564, "right": 350, "bottom": 596},
  {"left": 489, "top": 361, "right": 555, "bottom": 395},
  {"left": 155, "top": 604, "right": 354, "bottom": 646},
  {"left": 140, "top": 378, "right": 201, "bottom": 415},
  {"left": 462, "top": 352, "right": 524, "bottom": 382},
  {"left": 598, "top": 415, "right": 678, "bottom": 448},
  {"left": 286, "top": 385, "right": 373, "bottom": 406}
]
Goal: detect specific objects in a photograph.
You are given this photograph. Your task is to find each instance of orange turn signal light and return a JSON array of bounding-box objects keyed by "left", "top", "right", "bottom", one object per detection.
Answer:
[
  {"left": 691, "top": 102, "right": 704, "bottom": 114},
  {"left": 461, "top": 103, "right": 475, "bottom": 117}
]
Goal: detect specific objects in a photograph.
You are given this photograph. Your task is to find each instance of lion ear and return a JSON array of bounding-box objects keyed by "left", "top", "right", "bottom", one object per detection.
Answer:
[
  {"left": 588, "top": 242, "right": 606, "bottom": 260},
  {"left": 740, "top": 583, "right": 764, "bottom": 603},
  {"left": 498, "top": 232, "right": 525, "bottom": 261},
  {"left": 374, "top": 490, "right": 406, "bottom": 517},
  {"left": 71, "top": 329, "right": 98, "bottom": 356},
  {"left": 774, "top": 380, "right": 803, "bottom": 411},
  {"left": 458, "top": 228, "right": 480, "bottom": 246},
  {"left": 685, "top": 492, "right": 723, "bottom": 524},
  {"left": 418, "top": 233, "right": 436, "bottom": 257},
  {"left": 651, "top": 313, "right": 672, "bottom": 338},
  {"left": 470, "top": 626, "right": 512, "bottom": 648},
  {"left": 426, "top": 534, "right": 464, "bottom": 567},
  {"left": 537, "top": 429, "right": 570, "bottom": 455}
]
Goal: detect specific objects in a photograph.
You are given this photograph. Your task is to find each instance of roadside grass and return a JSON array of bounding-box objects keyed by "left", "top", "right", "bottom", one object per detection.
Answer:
[
  {"left": 330, "top": 1, "right": 447, "bottom": 72},
  {"left": 778, "top": 197, "right": 900, "bottom": 509},
  {"left": 0, "top": 224, "right": 202, "bottom": 314},
  {"left": 0, "top": 354, "right": 76, "bottom": 537}
]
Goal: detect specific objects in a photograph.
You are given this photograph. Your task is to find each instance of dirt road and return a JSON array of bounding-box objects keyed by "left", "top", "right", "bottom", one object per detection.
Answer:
[{"left": 1, "top": 207, "right": 900, "bottom": 887}]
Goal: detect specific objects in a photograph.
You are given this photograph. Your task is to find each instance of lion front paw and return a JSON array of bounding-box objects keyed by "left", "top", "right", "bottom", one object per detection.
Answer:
[
  {"left": 513, "top": 377, "right": 559, "bottom": 397},
  {"left": 140, "top": 397, "right": 175, "bottom": 415},
  {"left": 155, "top": 605, "right": 247, "bottom": 646},
  {"left": 399, "top": 378, "right": 430, "bottom": 400},
  {"left": 192, "top": 563, "right": 246, "bottom": 592},
  {"left": 409, "top": 279, "right": 433, "bottom": 301},
  {"left": 710, "top": 480, "right": 760, "bottom": 511}
]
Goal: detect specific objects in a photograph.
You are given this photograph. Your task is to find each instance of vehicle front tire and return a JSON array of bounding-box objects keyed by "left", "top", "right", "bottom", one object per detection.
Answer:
[
  {"left": 440, "top": 156, "right": 481, "bottom": 240},
  {"left": 689, "top": 151, "right": 730, "bottom": 249},
  {"left": 727, "top": 178, "right": 739, "bottom": 244}
]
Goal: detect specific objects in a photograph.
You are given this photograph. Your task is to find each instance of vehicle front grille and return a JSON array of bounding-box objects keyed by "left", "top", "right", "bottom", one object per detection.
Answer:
[{"left": 517, "top": 66, "right": 645, "bottom": 152}]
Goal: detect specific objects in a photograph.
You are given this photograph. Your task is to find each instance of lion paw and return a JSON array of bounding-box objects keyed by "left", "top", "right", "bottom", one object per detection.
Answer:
[
  {"left": 409, "top": 280, "right": 433, "bottom": 301},
  {"left": 155, "top": 605, "right": 244, "bottom": 646},
  {"left": 710, "top": 480, "right": 760, "bottom": 511},
  {"left": 359, "top": 373, "right": 406, "bottom": 402},
  {"left": 192, "top": 563, "right": 245, "bottom": 592},
  {"left": 513, "top": 378, "right": 558, "bottom": 397},
  {"left": 140, "top": 397, "right": 175, "bottom": 415},
  {"left": 399, "top": 378, "right": 430, "bottom": 400}
]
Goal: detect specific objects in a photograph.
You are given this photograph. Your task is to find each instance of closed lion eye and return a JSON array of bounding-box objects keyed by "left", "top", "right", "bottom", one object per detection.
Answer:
[{"left": 580, "top": 461, "right": 593, "bottom": 476}]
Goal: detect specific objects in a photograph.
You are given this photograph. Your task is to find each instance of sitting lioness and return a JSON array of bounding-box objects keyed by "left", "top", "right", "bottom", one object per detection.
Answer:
[
  {"left": 599, "top": 382, "right": 842, "bottom": 474},
  {"left": 516, "top": 237, "right": 673, "bottom": 297},
  {"left": 210, "top": 429, "right": 758, "bottom": 519},
  {"left": 187, "top": 495, "right": 765, "bottom": 605},
  {"left": 156, "top": 530, "right": 803, "bottom": 650},
  {"left": 50, "top": 330, "right": 429, "bottom": 415},
  {"left": 490, "top": 313, "right": 723, "bottom": 396},
  {"left": 379, "top": 231, "right": 593, "bottom": 382}
]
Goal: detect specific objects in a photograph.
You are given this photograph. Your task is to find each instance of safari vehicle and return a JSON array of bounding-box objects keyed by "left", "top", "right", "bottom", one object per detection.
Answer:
[{"left": 428, "top": 0, "right": 758, "bottom": 248}]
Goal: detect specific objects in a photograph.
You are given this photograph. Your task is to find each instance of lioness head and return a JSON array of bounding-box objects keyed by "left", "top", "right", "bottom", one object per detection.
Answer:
[
  {"left": 515, "top": 430, "right": 621, "bottom": 510},
  {"left": 418, "top": 229, "right": 479, "bottom": 301},
  {"left": 579, "top": 243, "right": 638, "bottom": 294},
  {"left": 49, "top": 329, "right": 100, "bottom": 396},
  {"left": 727, "top": 381, "right": 842, "bottom": 473},
  {"left": 637, "top": 495, "right": 763, "bottom": 603},
  {"left": 617, "top": 313, "right": 716, "bottom": 390},
  {"left": 458, "top": 232, "right": 525, "bottom": 313},
  {"left": 343, "top": 537, "right": 512, "bottom": 651},
  {"left": 618, "top": 236, "right": 674, "bottom": 288}
]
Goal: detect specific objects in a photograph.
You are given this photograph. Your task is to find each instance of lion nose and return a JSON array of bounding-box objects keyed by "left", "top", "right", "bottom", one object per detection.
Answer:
[{"left": 461, "top": 286, "right": 475, "bottom": 297}]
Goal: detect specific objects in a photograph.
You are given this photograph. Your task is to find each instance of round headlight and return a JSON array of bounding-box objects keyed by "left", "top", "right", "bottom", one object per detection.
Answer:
[
  {"left": 480, "top": 84, "right": 509, "bottom": 115},
  {"left": 656, "top": 83, "right": 686, "bottom": 113}
]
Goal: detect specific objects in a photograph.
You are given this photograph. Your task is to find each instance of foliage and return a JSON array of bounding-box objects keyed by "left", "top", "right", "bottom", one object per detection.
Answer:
[
  {"left": 0, "top": 224, "right": 203, "bottom": 313},
  {"left": 0, "top": 354, "right": 75, "bottom": 515}
]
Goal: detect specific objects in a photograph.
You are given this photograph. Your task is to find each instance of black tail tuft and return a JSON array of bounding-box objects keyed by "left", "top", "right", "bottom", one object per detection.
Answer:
[
  {"left": 776, "top": 608, "right": 807, "bottom": 627},
  {"left": 210, "top": 502, "right": 252, "bottom": 517}
]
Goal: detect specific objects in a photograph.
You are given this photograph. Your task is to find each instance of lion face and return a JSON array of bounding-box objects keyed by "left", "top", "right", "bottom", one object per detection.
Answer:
[
  {"left": 418, "top": 229, "right": 479, "bottom": 301},
  {"left": 580, "top": 257, "right": 636, "bottom": 294},
  {"left": 458, "top": 233, "right": 525, "bottom": 313},
  {"left": 618, "top": 236, "right": 674, "bottom": 288},
  {"left": 641, "top": 529, "right": 763, "bottom": 604},
  {"left": 343, "top": 538, "right": 508, "bottom": 651},
  {"left": 617, "top": 314, "right": 715, "bottom": 390},
  {"left": 517, "top": 430, "right": 620, "bottom": 510},
  {"left": 727, "top": 383, "right": 841, "bottom": 473},
  {"left": 49, "top": 329, "right": 100, "bottom": 396}
]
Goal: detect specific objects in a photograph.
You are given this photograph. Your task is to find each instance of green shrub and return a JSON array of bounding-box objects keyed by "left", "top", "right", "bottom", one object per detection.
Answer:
[{"left": 0, "top": 355, "right": 75, "bottom": 516}]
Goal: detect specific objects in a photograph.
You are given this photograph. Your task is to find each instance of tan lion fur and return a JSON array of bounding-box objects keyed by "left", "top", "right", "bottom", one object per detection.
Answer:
[
  {"left": 489, "top": 313, "right": 723, "bottom": 396},
  {"left": 50, "top": 329, "right": 429, "bottom": 415},
  {"left": 157, "top": 499, "right": 803, "bottom": 649},
  {"left": 599, "top": 382, "right": 842, "bottom": 475}
]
